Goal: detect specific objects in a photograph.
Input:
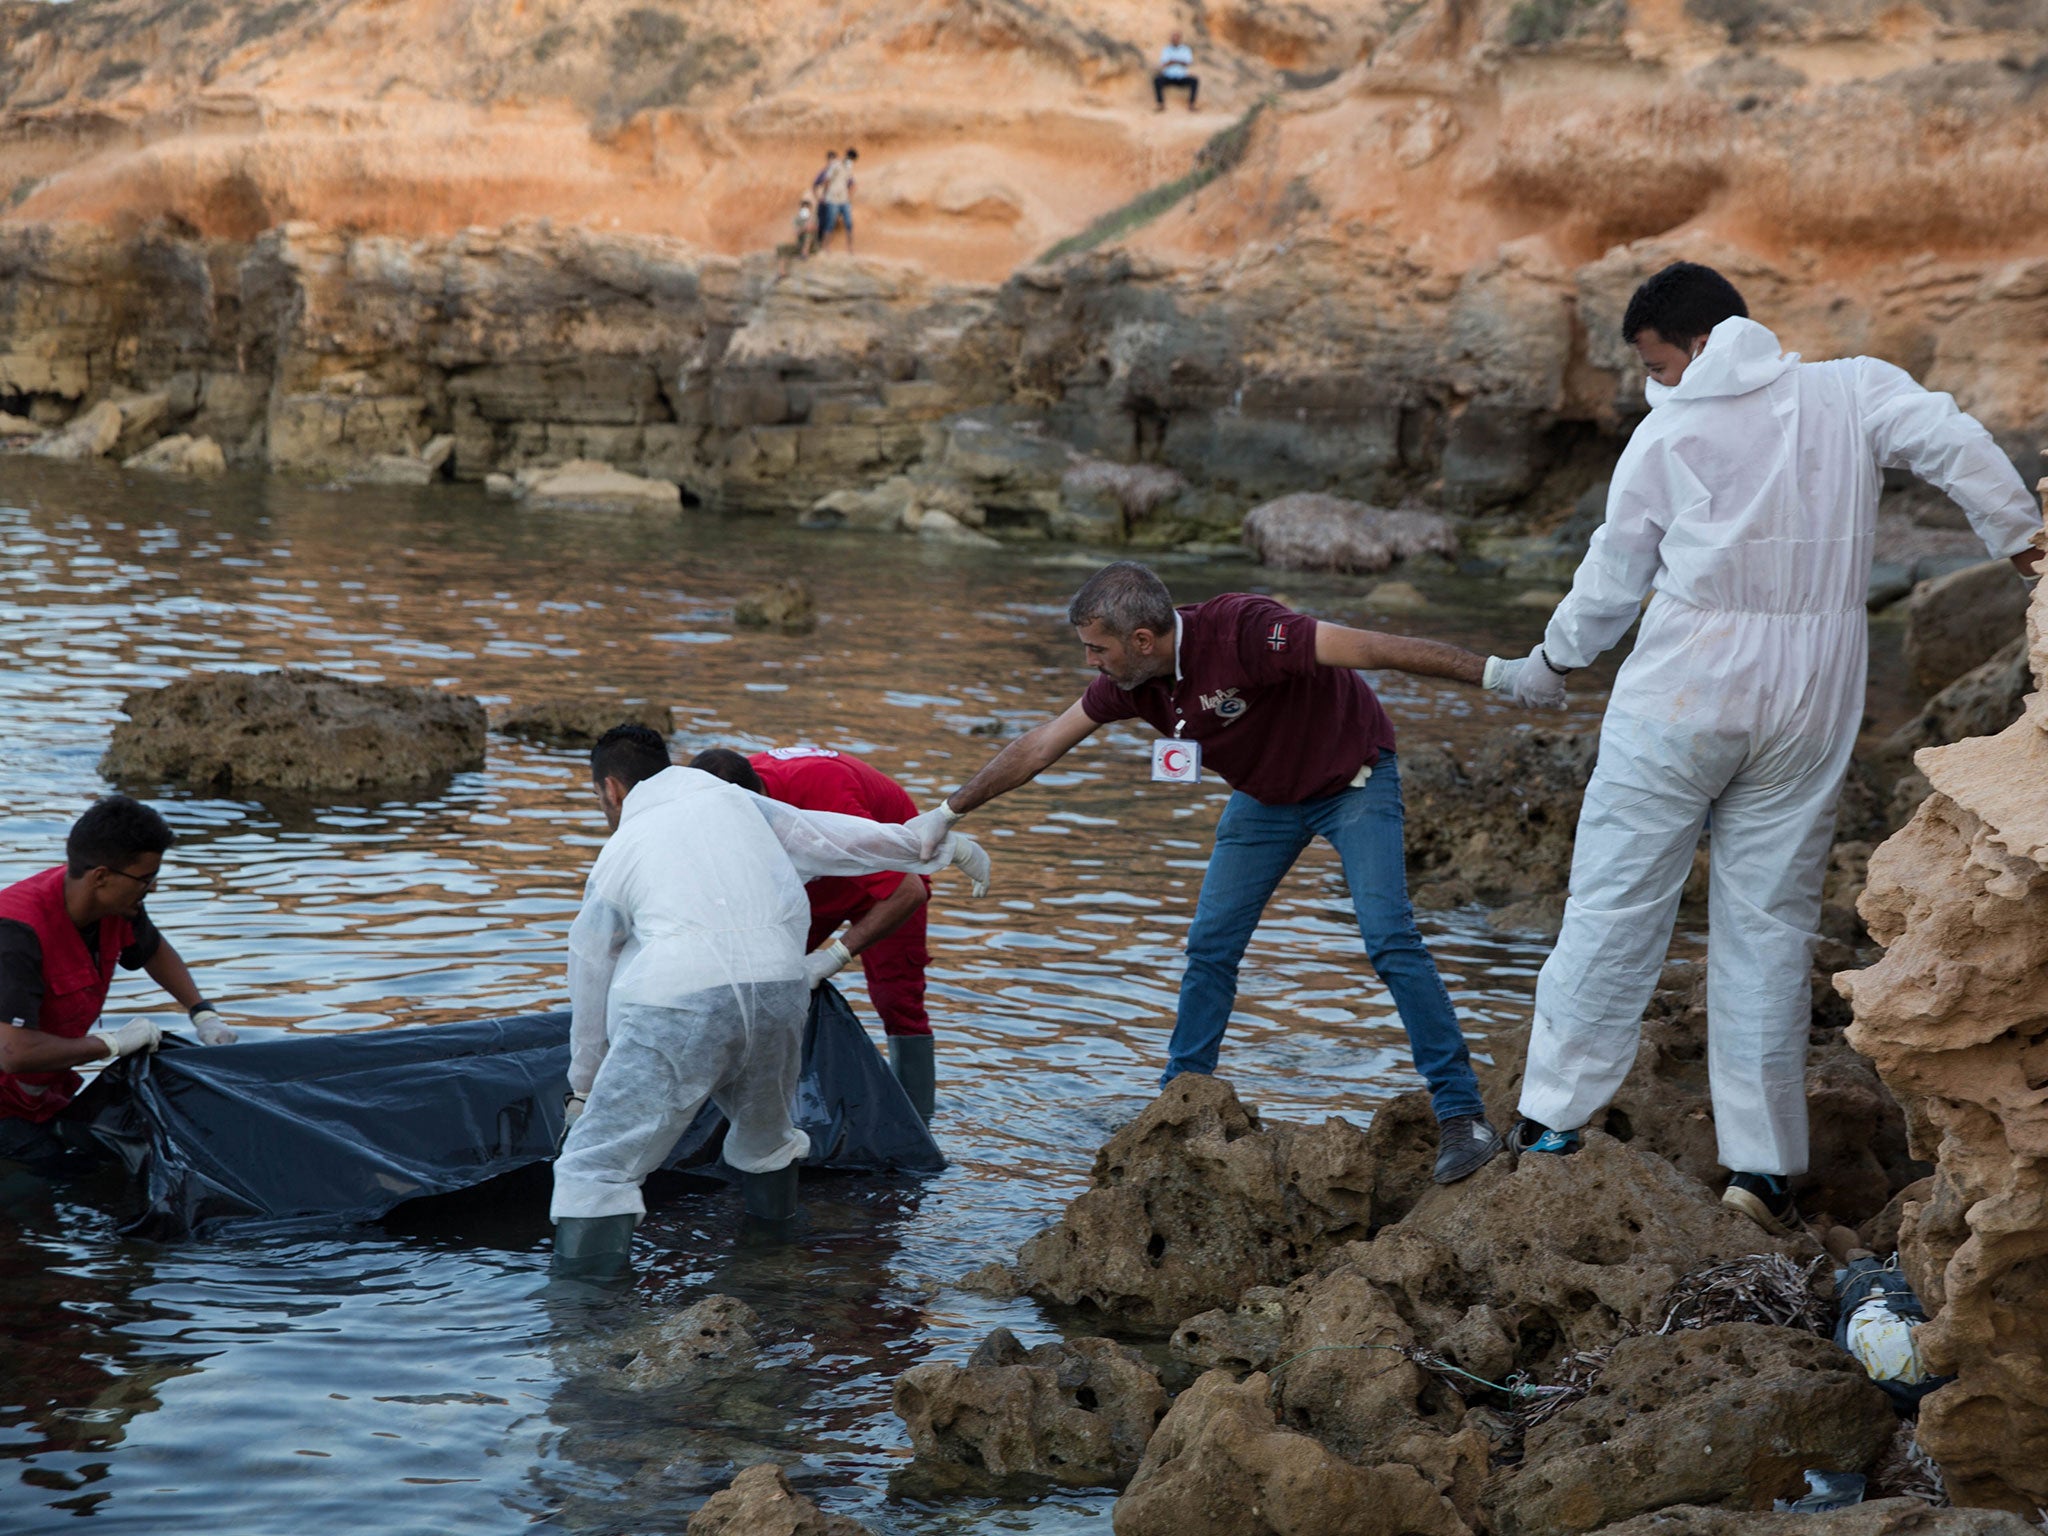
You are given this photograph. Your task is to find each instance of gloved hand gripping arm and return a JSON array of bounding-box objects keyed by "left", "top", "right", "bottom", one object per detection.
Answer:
[
  {"left": 905, "top": 700, "right": 1104, "bottom": 859},
  {"left": 756, "top": 799, "right": 994, "bottom": 896}
]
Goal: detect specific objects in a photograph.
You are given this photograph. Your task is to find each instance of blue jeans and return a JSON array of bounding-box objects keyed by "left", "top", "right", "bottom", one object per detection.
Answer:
[{"left": 1165, "top": 755, "right": 1485, "bottom": 1122}]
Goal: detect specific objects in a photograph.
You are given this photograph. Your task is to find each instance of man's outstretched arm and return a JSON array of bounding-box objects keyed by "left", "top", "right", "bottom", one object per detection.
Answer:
[
  {"left": 1313, "top": 622, "right": 1486, "bottom": 684},
  {"left": 945, "top": 700, "right": 1103, "bottom": 814}
]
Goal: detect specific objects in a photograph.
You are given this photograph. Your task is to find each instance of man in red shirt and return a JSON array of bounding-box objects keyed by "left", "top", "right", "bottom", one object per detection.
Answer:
[
  {"left": 689, "top": 746, "right": 938, "bottom": 1122},
  {"left": 905, "top": 561, "right": 1554, "bottom": 1184},
  {"left": 0, "top": 795, "right": 237, "bottom": 1173}
]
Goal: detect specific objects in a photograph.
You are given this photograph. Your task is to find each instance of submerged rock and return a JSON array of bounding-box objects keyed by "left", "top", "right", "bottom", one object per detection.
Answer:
[
  {"left": 616, "top": 1295, "right": 763, "bottom": 1394},
  {"left": 1111, "top": 1369, "right": 1470, "bottom": 1536},
  {"left": 734, "top": 579, "right": 817, "bottom": 634},
  {"left": 1242, "top": 494, "right": 1459, "bottom": 574},
  {"left": 685, "top": 1462, "right": 874, "bottom": 1536},
  {"left": 892, "top": 1328, "right": 1167, "bottom": 1487},
  {"left": 122, "top": 433, "right": 226, "bottom": 477},
  {"left": 100, "top": 668, "right": 486, "bottom": 794},
  {"left": 1492, "top": 1323, "right": 1896, "bottom": 1536},
  {"left": 497, "top": 699, "right": 673, "bottom": 747},
  {"left": 1012, "top": 1075, "right": 1393, "bottom": 1326}
]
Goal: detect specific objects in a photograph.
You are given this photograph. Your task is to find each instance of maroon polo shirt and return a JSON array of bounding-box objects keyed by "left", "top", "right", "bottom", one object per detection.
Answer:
[{"left": 1080, "top": 594, "right": 1398, "bottom": 805}]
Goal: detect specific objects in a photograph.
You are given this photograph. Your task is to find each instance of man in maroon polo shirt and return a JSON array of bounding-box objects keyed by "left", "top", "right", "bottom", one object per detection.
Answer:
[
  {"left": 689, "top": 745, "right": 939, "bottom": 1123},
  {"left": 906, "top": 560, "right": 1556, "bottom": 1184}
]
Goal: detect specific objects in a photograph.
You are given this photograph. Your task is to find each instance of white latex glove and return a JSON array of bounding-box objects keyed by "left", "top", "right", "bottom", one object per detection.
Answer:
[
  {"left": 563, "top": 1091, "right": 586, "bottom": 1129},
  {"left": 189, "top": 1006, "right": 238, "bottom": 1046},
  {"left": 804, "top": 939, "right": 852, "bottom": 990},
  {"left": 948, "top": 832, "right": 991, "bottom": 898},
  {"left": 906, "top": 802, "right": 961, "bottom": 861},
  {"left": 1484, "top": 646, "right": 1568, "bottom": 711},
  {"left": 101, "top": 1017, "right": 162, "bottom": 1059}
]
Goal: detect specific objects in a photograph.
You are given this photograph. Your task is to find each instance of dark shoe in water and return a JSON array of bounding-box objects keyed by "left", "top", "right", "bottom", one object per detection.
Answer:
[
  {"left": 1432, "top": 1114, "right": 1504, "bottom": 1184},
  {"left": 888, "top": 1034, "right": 936, "bottom": 1126},
  {"left": 1510, "top": 1118, "right": 1582, "bottom": 1156},
  {"left": 741, "top": 1163, "right": 800, "bottom": 1223},
  {"left": 551, "top": 1213, "right": 636, "bottom": 1283},
  {"left": 1722, "top": 1172, "right": 1799, "bottom": 1236}
]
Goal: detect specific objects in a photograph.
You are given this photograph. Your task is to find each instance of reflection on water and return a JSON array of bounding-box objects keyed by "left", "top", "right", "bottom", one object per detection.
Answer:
[{"left": 0, "top": 459, "right": 1601, "bottom": 1532}]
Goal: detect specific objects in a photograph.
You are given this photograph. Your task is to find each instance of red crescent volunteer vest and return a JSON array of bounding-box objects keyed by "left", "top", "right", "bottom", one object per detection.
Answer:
[{"left": 0, "top": 866, "right": 131, "bottom": 1123}]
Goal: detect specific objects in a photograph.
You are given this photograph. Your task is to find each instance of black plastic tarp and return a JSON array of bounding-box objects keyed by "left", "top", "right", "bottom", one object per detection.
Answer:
[{"left": 72, "top": 983, "right": 943, "bottom": 1239}]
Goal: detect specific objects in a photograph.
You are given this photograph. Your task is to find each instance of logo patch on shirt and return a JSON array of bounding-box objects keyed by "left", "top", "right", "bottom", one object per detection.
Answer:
[
  {"left": 1201, "top": 687, "right": 1248, "bottom": 722},
  {"left": 1266, "top": 623, "right": 1289, "bottom": 652}
]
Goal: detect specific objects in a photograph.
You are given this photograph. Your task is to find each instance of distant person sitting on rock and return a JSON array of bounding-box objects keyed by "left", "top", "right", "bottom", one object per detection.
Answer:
[
  {"left": 817, "top": 148, "right": 857, "bottom": 252},
  {"left": 899, "top": 561, "right": 1566, "bottom": 1188},
  {"left": 1154, "top": 31, "right": 1197, "bottom": 110},
  {"left": 0, "top": 796, "right": 239, "bottom": 1175},
  {"left": 691, "top": 746, "right": 941, "bottom": 1125},
  {"left": 1508, "top": 260, "right": 2046, "bottom": 1237}
]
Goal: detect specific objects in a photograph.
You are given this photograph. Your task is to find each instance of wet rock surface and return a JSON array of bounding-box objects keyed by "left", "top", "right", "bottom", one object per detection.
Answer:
[
  {"left": 1401, "top": 728, "right": 1597, "bottom": 908},
  {"left": 496, "top": 699, "right": 674, "bottom": 747},
  {"left": 614, "top": 1296, "right": 763, "bottom": 1394},
  {"left": 892, "top": 1328, "right": 1167, "bottom": 1488},
  {"left": 99, "top": 668, "right": 486, "bottom": 794},
  {"left": 1492, "top": 1324, "right": 1896, "bottom": 1536},
  {"left": 1241, "top": 494, "right": 1460, "bottom": 573},
  {"left": 685, "top": 1463, "right": 874, "bottom": 1536},
  {"left": 1112, "top": 1368, "right": 1472, "bottom": 1536},
  {"left": 733, "top": 580, "right": 817, "bottom": 634},
  {"left": 1593, "top": 1503, "right": 2037, "bottom": 1536},
  {"left": 491, "top": 458, "right": 683, "bottom": 511},
  {"left": 122, "top": 432, "right": 226, "bottom": 477},
  {"left": 1839, "top": 567, "right": 2048, "bottom": 1515},
  {"left": 1011, "top": 1075, "right": 1385, "bottom": 1326}
]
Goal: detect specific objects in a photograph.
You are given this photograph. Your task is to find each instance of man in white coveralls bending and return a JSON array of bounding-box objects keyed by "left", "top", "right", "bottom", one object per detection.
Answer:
[
  {"left": 1510, "top": 261, "right": 2045, "bottom": 1235},
  {"left": 551, "top": 724, "right": 990, "bottom": 1279}
]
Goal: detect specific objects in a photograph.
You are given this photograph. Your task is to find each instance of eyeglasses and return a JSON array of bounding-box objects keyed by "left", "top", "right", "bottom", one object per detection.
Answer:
[{"left": 101, "top": 866, "right": 159, "bottom": 891}]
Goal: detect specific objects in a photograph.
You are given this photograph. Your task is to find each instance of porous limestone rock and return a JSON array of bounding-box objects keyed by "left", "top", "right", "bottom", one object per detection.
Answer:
[
  {"left": 685, "top": 1463, "right": 875, "bottom": 1536},
  {"left": 100, "top": 668, "right": 486, "bottom": 794},
  {"left": 1056, "top": 458, "right": 1189, "bottom": 544},
  {"left": 1900, "top": 560, "right": 2030, "bottom": 695},
  {"left": 509, "top": 459, "right": 683, "bottom": 511},
  {"left": 122, "top": 433, "right": 226, "bottom": 477},
  {"left": 1170, "top": 1286, "right": 1289, "bottom": 1374},
  {"left": 615, "top": 1296, "right": 762, "bottom": 1394},
  {"left": 1011, "top": 1075, "right": 1398, "bottom": 1326},
  {"left": 1882, "top": 635, "right": 2031, "bottom": 759},
  {"left": 497, "top": 699, "right": 673, "bottom": 747},
  {"left": 733, "top": 579, "right": 816, "bottom": 634},
  {"left": 1491, "top": 1324, "right": 1897, "bottom": 1536},
  {"left": 1110, "top": 1369, "right": 1471, "bottom": 1536},
  {"left": 891, "top": 1328, "right": 1167, "bottom": 1487},
  {"left": 1241, "top": 494, "right": 1459, "bottom": 573},
  {"left": 27, "top": 399, "right": 123, "bottom": 459},
  {"left": 1402, "top": 728, "right": 1597, "bottom": 909},
  {"left": 0, "top": 411, "right": 43, "bottom": 438},
  {"left": 1838, "top": 560, "right": 2048, "bottom": 1514}
]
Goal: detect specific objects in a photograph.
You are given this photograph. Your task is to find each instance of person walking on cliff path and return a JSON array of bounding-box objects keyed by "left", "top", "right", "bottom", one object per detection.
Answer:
[
  {"left": 551, "top": 726, "right": 990, "bottom": 1281},
  {"left": 0, "top": 796, "right": 240, "bottom": 1174},
  {"left": 899, "top": 561, "right": 1566, "bottom": 1186},
  {"left": 1154, "top": 30, "right": 1198, "bottom": 110},
  {"left": 691, "top": 746, "right": 942, "bottom": 1124},
  {"left": 816, "top": 148, "right": 857, "bottom": 253},
  {"left": 1508, "top": 260, "right": 2047, "bottom": 1235}
]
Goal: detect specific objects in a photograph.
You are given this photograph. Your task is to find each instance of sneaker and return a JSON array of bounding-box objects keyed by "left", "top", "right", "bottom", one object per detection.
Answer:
[
  {"left": 1509, "top": 1118, "right": 1582, "bottom": 1156},
  {"left": 1432, "top": 1115, "right": 1504, "bottom": 1185},
  {"left": 1722, "top": 1172, "right": 1800, "bottom": 1236}
]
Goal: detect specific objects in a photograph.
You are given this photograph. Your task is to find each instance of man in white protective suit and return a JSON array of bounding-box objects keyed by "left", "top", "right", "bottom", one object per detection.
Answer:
[
  {"left": 550, "top": 724, "right": 990, "bottom": 1280},
  {"left": 1508, "top": 261, "right": 2045, "bottom": 1235}
]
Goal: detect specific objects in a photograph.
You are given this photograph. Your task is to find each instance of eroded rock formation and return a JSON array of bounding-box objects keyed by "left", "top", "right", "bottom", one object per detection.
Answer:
[
  {"left": 1839, "top": 552, "right": 2048, "bottom": 1514},
  {"left": 686, "top": 1462, "right": 874, "bottom": 1536},
  {"left": 100, "top": 668, "right": 486, "bottom": 794}
]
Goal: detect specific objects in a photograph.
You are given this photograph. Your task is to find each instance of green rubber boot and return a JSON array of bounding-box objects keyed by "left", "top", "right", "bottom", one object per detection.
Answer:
[
  {"left": 889, "top": 1035, "right": 936, "bottom": 1125},
  {"left": 741, "top": 1163, "right": 800, "bottom": 1223},
  {"left": 551, "top": 1214, "right": 636, "bottom": 1283}
]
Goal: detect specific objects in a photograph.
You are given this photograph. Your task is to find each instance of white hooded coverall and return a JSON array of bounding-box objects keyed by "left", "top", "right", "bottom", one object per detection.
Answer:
[
  {"left": 1519, "top": 317, "right": 2041, "bottom": 1175},
  {"left": 551, "top": 765, "right": 967, "bottom": 1221}
]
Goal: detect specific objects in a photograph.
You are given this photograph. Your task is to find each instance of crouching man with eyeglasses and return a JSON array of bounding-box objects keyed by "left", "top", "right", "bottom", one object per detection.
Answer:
[{"left": 0, "top": 795, "right": 235, "bottom": 1174}]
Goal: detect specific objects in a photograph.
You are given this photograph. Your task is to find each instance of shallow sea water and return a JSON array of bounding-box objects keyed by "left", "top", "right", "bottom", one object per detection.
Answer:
[{"left": 0, "top": 459, "right": 1624, "bottom": 1533}]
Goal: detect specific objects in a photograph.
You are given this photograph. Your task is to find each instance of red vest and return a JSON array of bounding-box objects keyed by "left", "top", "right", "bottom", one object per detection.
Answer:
[{"left": 0, "top": 866, "right": 131, "bottom": 1123}]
